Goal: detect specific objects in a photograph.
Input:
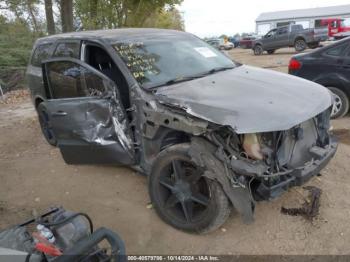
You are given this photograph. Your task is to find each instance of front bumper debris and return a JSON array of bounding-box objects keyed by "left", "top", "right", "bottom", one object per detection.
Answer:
[{"left": 256, "top": 139, "right": 338, "bottom": 200}]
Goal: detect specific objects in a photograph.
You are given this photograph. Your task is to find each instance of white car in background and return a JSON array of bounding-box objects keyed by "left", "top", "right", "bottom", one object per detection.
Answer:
[
  {"left": 219, "top": 39, "right": 235, "bottom": 50},
  {"left": 207, "top": 38, "right": 234, "bottom": 50}
]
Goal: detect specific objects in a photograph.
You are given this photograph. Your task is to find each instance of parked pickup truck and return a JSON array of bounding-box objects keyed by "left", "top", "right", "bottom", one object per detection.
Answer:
[{"left": 252, "top": 24, "right": 328, "bottom": 55}]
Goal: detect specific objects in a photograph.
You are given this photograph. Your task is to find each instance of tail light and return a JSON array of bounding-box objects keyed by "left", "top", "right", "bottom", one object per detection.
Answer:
[{"left": 288, "top": 58, "right": 302, "bottom": 71}]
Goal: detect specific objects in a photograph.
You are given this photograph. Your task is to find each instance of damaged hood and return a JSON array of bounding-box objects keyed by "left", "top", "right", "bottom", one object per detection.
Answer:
[{"left": 155, "top": 65, "right": 332, "bottom": 134}]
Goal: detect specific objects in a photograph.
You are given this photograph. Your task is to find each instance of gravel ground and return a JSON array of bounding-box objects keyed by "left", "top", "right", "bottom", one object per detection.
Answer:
[{"left": 0, "top": 47, "right": 350, "bottom": 255}]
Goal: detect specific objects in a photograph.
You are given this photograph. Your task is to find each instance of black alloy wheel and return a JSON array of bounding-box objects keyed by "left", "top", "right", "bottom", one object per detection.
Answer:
[
  {"left": 149, "top": 144, "right": 231, "bottom": 234},
  {"left": 329, "top": 87, "right": 350, "bottom": 119},
  {"left": 37, "top": 103, "right": 57, "bottom": 146},
  {"left": 253, "top": 45, "right": 263, "bottom": 55},
  {"left": 294, "top": 39, "right": 307, "bottom": 52}
]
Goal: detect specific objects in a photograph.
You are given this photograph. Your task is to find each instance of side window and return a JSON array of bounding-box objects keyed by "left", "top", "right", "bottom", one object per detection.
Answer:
[
  {"left": 291, "top": 25, "right": 302, "bottom": 32},
  {"left": 53, "top": 42, "right": 80, "bottom": 58},
  {"left": 31, "top": 44, "right": 52, "bottom": 67},
  {"left": 325, "top": 43, "right": 348, "bottom": 57},
  {"left": 315, "top": 20, "right": 322, "bottom": 28},
  {"left": 84, "top": 70, "right": 106, "bottom": 97},
  {"left": 277, "top": 27, "right": 288, "bottom": 35},
  {"left": 46, "top": 61, "right": 106, "bottom": 99},
  {"left": 330, "top": 20, "right": 338, "bottom": 29},
  {"left": 266, "top": 29, "right": 276, "bottom": 37}
]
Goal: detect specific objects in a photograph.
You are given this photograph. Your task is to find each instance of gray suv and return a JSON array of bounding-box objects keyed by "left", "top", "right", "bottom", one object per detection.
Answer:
[{"left": 26, "top": 29, "right": 337, "bottom": 233}]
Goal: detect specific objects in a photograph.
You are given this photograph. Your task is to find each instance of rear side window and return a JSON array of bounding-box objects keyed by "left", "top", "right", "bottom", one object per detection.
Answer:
[
  {"left": 31, "top": 44, "right": 52, "bottom": 67},
  {"left": 331, "top": 21, "right": 338, "bottom": 28},
  {"left": 53, "top": 42, "right": 80, "bottom": 58},
  {"left": 324, "top": 43, "right": 348, "bottom": 57},
  {"left": 291, "top": 25, "right": 302, "bottom": 32},
  {"left": 46, "top": 61, "right": 106, "bottom": 99},
  {"left": 315, "top": 20, "right": 322, "bottom": 28}
]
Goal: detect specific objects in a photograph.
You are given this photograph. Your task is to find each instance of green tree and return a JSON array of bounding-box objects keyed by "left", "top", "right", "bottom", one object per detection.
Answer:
[
  {"left": 0, "top": 14, "right": 34, "bottom": 66},
  {"left": 145, "top": 7, "right": 184, "bottom": 30},
  {"left": 74, "top": 0, "right": 184, "bottom": 30}
]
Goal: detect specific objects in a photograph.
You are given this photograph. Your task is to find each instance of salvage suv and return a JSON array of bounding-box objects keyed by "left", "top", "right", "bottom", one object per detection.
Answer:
[{"left": 26, "top": 29, "right": 337, "bottom": 234}]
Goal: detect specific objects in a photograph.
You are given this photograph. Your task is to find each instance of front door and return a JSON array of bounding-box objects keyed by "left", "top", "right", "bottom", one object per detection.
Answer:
[
  {"left": 41, "top": 58, "right": 135, "bottom": 165},
  {"left": 263, "top": 29, "right": 277, "bottom": 50},
  {"left": 274, "top": 27, "right": 289, "bottom": 48}
]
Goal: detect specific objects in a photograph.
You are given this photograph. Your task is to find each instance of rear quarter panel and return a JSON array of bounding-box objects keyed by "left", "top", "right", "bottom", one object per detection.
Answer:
[{"left": 292, "top": 55, "right": 350, "bottom": 97}]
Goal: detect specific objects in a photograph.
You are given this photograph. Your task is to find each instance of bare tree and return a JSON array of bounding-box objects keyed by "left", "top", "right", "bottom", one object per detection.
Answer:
[
  {"left": 60, "top": 0, "right": 73, "bottom": 32},
  {"left": 44, "top": 0, "right": 55, "bottom": 34}
]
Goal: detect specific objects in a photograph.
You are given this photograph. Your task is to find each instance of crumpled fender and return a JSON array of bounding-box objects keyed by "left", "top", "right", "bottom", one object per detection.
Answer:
[{"left": 188, "top": 137, "right": 255, "bottom": 224}]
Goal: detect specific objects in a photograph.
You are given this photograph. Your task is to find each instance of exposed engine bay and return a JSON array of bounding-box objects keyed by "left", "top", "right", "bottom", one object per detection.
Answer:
[
  {"left": 208, "top": 108, "right": 336, "bottom": 201},
  {"left": 0, "top": 207, "right": 125, "bottom": 262}
]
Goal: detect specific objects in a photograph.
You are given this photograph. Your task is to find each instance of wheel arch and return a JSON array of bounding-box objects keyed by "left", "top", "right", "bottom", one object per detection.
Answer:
[
  {"left": 325, "top": 84, "right": 350, "bottom": 98},
  {"left": 314, "top": 76, "right": 350, "bottom": 98},
  {"left": 294, "top": 36, "right": 306, "bottom": 43},
  {"left": 160, "top": 130, "right": 191, "bottom": 150},
  {"left": 253, "top": 42, "right": 262, "bottom": 49},
  {"left": 34, "top": 96, "right": 45, "bottom": 110},
  {"left": 141, "top": 127, "right": 192, "bottom": 174}
]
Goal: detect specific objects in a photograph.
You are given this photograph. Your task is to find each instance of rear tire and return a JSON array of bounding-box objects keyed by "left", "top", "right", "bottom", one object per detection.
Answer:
[
  {"left": 253, "top": 45, "right": 263, "bottom": 56},
  {"left": 37, "top": 103, "right": 57, "bottom": 146},
  {"left": 149, "top": 143, "right": 231, "bottom": 234},
  {"left": 294, "top": 39, "right": 307, "bottom": 52},
  {"left": 328, "top": 87, "right": 349, "bottom": 119}
]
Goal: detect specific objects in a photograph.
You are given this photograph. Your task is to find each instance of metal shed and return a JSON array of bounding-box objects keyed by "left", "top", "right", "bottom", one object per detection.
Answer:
[{"left": 256, "top": 4, "right": 350, "bottom": 35}]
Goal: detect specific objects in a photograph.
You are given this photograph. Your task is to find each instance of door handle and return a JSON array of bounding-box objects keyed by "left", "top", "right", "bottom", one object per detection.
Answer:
[{"left": 52, "top": 111, "right": 68, "bottom": 117}]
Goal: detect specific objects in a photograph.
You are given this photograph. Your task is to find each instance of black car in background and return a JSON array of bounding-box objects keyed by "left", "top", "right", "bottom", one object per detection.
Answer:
[{"left": 289, "top": 37, "right": 350, "bottom": 119}]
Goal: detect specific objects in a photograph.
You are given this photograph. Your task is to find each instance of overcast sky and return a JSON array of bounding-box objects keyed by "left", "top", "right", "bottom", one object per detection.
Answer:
[{"left": 179, "top": 0, "right": 350, "bottom": 37}]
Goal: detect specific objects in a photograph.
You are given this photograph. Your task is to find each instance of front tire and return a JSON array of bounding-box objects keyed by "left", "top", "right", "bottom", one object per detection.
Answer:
[
  {"left": 37, "top": 103, "right": 57, "bottom": 146},
  {"left": 253, "top": 45, "right": 263, "bottom": 55},
  {"left": 149, "top": 143, "right": 231, "bottom": 234},
  {"left": 294, "top": 39, "right": 307, "bottom": 52},
  {"left": 328, "top": 87, "right": 350, "bottom": 119}
]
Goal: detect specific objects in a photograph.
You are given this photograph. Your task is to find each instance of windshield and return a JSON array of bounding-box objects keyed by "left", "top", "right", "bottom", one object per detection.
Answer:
[{"left": 113, "top": 35, "right": 236, "bottom": 89}]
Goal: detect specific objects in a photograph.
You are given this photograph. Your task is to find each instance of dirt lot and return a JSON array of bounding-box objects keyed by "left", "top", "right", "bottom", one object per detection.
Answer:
[{"left": 1, "top": 47, "right": 350, "bottom": 255}]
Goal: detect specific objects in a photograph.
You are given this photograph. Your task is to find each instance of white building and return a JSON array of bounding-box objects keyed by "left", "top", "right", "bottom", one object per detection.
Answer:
[{"left": 256, "top": 4, "right": 350, "bottom": 36}]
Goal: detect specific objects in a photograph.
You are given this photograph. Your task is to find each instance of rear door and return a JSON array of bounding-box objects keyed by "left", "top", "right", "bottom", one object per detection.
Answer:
[
  {"left": 322, "top": 42, "right": 349, "bottom": 73},
  {"left": 26, "top": 43, "right": 54, "bottom": 100},
  {"left": 41, "top": 57, "right": 134, "bottom": 165},
  {"left": 340, "top": 44, "right": 350, "bottom": 82},
  {"left": 343, "top": 43, "right": 350, "bottom": 72}
]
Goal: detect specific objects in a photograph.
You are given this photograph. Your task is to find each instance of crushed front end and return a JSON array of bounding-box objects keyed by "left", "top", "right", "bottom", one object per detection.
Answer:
[{"left": 209, "top": 108, "right": 337, "bottom": 202}]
